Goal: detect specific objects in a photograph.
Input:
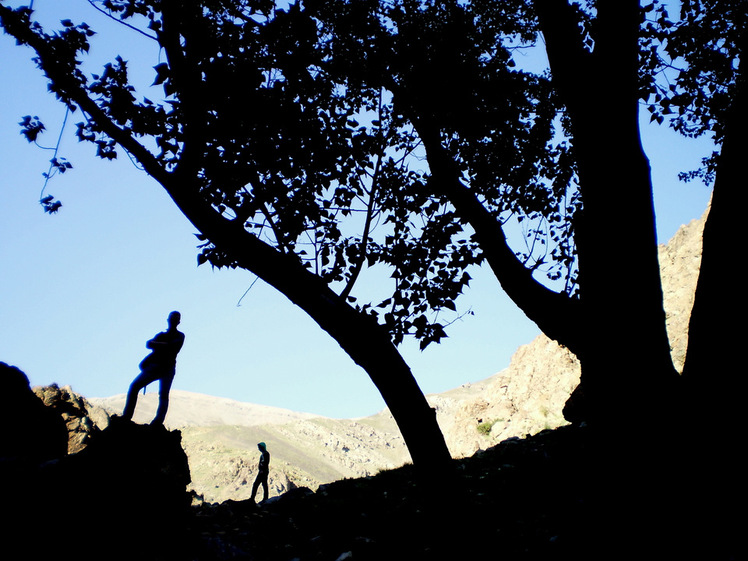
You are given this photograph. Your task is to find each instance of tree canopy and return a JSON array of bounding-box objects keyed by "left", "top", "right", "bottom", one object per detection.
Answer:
[
  {"left": 2, "top": 0, "right": 742, "bottom": 459},
  {"left": 3, "top": 2, "right": 742, "bottom": 555},
  {"left": 1, "top": 0, "right": 586, "bottom": 471},
  {"left": 1, "top": 0, "right": 473, "bottom": 469}
]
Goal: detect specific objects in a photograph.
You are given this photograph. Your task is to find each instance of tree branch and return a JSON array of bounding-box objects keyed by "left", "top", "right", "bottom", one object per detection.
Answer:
[{"left": 413, "top": 117, "right": 583, "bottom": 354}]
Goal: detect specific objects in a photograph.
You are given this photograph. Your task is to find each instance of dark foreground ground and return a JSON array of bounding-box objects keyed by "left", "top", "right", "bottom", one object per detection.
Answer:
[
  {"left": 4, "top": 418, "right": 742, "bottom": 561},
  {"left": 5, "top": 371, "right": 740, "bottom": 559},
  {"left": 179, "top": 424, "right": 742, "bottom": 561}
]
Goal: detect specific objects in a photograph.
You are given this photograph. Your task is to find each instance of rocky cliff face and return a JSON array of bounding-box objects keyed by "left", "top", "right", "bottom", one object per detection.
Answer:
[{"left": 433, "top": 209, "right": 705, "bottom": 458}]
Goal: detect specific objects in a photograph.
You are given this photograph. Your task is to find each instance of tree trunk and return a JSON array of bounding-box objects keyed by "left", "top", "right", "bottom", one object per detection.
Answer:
[
  {"left": 671, "top": 24, "right": 748, "bottom": 558},
  {"left": 676, "top": 39, "right": 748, "bottom": 552},
  {"left": 535, "top": 0, "right": 679, "bottom": 426},
  {"left": 163, "top": 180, "right": 454, "bottom": 472},
  {"left": 310, "top": 291, "right": 453, "bottom": 472},
  {"left": 682, "top": 30, "right": 748, "bottom": 428}
]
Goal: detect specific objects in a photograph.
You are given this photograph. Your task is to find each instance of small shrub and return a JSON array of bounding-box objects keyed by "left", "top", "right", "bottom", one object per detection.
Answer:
[{"left": 477, "top": 419, "right": 501, "bottom": 436}]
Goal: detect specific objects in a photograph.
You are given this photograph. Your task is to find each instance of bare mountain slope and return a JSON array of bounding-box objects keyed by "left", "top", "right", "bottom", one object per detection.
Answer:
[
  {"left": 177, "top": 416, "right": 410, "bottom": 502},
  {"left": 90, "top": 390, "right": 322, "bottom": 428},
  {"left": 90, "top": 391, "right": 411, "bottom": 503}
]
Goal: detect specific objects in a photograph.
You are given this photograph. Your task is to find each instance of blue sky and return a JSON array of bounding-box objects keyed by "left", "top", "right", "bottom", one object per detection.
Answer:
[{"left": 0, "top": 1, "right": 713, "bottom": 418}]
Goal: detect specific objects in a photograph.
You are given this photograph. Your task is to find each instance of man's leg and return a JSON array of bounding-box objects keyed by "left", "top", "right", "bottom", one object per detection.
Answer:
[
  {"left": 261, "top": 474, "right": 269, "bottom": 502},
  {"left": 152, "top": 373, "right": 174, "bottom": 426},
  {"left": 250, "top": 473, "right": 262, "bottom": 501},
  {"left": 122, "top": 367, "right": 160, "bottom": 420}
]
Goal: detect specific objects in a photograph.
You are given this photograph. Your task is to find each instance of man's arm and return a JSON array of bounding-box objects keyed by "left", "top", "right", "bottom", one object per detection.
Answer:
[{"left": 145, "top": 334, "right": 162, "bottom": 349}]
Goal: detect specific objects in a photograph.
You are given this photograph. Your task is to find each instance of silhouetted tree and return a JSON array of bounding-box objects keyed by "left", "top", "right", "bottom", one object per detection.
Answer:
[
  {"left": 3, "top": 0, "right": 740, "bottom": 455},
  {"left": 523, "top": 0, "right": 677, "bottom": 425},
  {"left": 306, "top": 3, "right": 740, "bottom": 551},
  {"left": 483, "top": 0, "right": 745, "bottom": 430},
  {"left": 0, "top": 0, "right": 484, "bottom": 471},
  {"left": 310, "top": 0, "right": 742, "bottom": 435}
]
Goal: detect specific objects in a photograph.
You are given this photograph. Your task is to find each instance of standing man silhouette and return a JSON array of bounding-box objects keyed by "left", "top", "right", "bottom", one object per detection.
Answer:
[
  {"left": 122, "top": 311, "right": 185, "bottom": 426},
  {"left": 250, "top": 442, "right": 270, "bottom": 503}
]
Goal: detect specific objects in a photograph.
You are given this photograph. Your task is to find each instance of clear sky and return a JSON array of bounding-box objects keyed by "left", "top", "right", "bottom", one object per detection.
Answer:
[{"left": 0, "top": 1, "right": 713, "bottom": 419}]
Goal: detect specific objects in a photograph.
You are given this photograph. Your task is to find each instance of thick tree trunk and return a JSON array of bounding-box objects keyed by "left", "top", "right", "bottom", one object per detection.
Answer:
[
  {"left": 306, "top": 290, "right": 453, "bottom": 472},
  {"left": 534, "top": 6, "right": 742, "bottom": 554},
  {"left": 677, "top": 35, "right": 747, "bottom": 552},
  {"left": 682, "top": 31, "right": 748, "bottom": 427},
  {"left": 536, "top": 0, "right": 679, "bottom": 426}
]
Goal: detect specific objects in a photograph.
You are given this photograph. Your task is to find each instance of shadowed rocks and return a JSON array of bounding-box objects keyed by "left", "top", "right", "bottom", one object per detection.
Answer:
[{"left": 1, "top": 362, "right": 192, "bottom": 560}]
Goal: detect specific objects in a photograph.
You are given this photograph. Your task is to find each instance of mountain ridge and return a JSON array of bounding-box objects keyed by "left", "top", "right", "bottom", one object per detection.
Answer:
[{"left": 89, "top": 389, "right": 326, "bottom": 427}]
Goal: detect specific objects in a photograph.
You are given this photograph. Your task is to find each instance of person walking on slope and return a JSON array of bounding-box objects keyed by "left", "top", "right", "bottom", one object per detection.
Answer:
[
  {"left": 121, "top": 311, "right": 185, "bottom": 426},
  {"left": 250, "top": 442, "right": 271, "bottom": 503}
]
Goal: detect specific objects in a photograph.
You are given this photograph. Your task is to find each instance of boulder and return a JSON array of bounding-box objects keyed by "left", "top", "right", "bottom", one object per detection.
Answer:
[
  {"left": 1, "top": 361, "right": 68, "bottom": 462},
  {"left": 33, "top": 383, "right": 109, "bottom": 454},
  {"left": 0, "top": 364, "right": 193, "bottom": 560}
]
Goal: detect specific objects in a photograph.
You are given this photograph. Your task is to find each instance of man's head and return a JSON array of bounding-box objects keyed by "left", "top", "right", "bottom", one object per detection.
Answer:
[
  {"left": 258, "top": 442, "right": 266, "bottom": 452},
  {"left": 168, "top": 311, "right": 181, "bottom": 327}
]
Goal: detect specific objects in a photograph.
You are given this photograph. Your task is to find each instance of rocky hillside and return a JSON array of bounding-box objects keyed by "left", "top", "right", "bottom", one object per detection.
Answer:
[
  {"left": 432, "top": 207, "right": 704, "bottom": 455},
  {"left": 82, "top": 206, "right": 705, "bottom": 504},
  {"left": 88, "top": 392, "right": 412, "bottom": 503}
]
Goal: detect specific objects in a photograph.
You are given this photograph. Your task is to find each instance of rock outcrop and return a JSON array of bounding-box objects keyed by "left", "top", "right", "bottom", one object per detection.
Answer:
[
  {"left": 32, "top": 383, "right": 110, "bottom": 454},
  {"left": 428, "top": 207, "right": 705, "bottom": 458},
  {"left": 1, "top": 363, "right": 193, "bottom": 560},
  {"left": 2, "top": 361, "right": 69, "bottom": 463}
]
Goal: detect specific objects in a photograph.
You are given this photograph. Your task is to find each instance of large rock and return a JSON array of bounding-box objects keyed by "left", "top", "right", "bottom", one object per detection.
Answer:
[
  {"left": 0, "top": 370, "right": 193, "bottom": 560},
  {"left": 1, "top": 361, "right": 68, "bottom": 463},
  {"left": 7, "top": 421, "right": 193, "bottom": 560},
  {"left": 33, "top": 383, "right": 110, "bottom": 454}
]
